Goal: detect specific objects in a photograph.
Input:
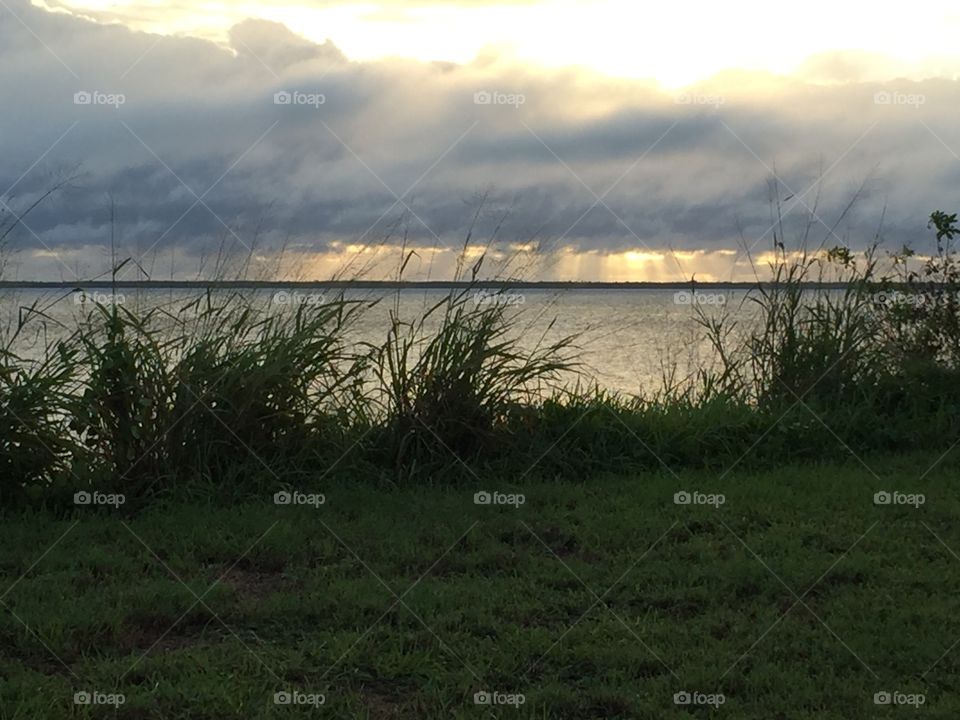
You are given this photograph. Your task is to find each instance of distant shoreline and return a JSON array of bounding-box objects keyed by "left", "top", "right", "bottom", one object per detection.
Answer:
[{"left": 0, "top": 280, "right": 859, "bottom": 290}]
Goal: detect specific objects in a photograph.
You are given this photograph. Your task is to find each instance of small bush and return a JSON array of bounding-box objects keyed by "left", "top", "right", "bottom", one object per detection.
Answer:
[
  {"left": 68, "top": 293, "right": 366, "bottom": 497},
  {"left": 370, "top": 288, "right": 576, "bottom": 478},
  {"left": 0, "top": 330, "right": 79, "bottom": 504}
]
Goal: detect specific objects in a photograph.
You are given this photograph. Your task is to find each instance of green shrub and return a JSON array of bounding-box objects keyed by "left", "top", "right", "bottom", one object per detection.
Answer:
[
  {"left": 68, "top": 293, "right": 367, "bottom": 496},
  {"left": 0, "top": 333, "right": 79, "bottom": 504},
  {"left": 370, "top": 288, "right": 576, "bottom": 479}
]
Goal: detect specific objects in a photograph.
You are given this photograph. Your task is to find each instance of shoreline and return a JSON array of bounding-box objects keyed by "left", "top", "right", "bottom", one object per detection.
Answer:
[{"left": 0, "top": 279, "right": 883, "bottom": 290}]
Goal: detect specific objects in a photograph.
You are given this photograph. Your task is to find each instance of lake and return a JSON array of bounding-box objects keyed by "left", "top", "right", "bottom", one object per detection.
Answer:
[{"left": 0, "top": 287, "right": 754, "bottom": 397}]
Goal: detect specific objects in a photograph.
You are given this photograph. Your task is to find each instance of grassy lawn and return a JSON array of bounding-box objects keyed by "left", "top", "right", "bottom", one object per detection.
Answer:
[{"left": 2, "top": 451, "right": 959, "bottom": 718}]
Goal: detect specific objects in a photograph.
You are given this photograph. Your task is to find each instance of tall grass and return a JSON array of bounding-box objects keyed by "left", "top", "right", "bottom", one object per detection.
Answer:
[
  {"left": 1, "top": 253, "right": 579, "bottom": 502},
  {"left": 366, "top": 235, "right": 578, "bottom": 478},
  {"left": 67, "top": 291, "right": 368, "bottom": 497},
  {"left": 692, "top": 210, "right": 960, "bottom": 452},
  {"left": 4, "top": 209, "right": 960, "bottom": 508},
  {"left": 697, "top": 243, "right": 886, "bottom": 409},
  {"left": 370, "top": 287, "right": 576, "bottom": 477},
  {"left": 0, "top": 326, "right": 78, "bottom": 504}
]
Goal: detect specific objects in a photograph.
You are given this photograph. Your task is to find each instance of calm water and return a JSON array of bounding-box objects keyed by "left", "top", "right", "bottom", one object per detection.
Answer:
[{"left": 0, "top": 288, "right": 754, "bottom": 396}]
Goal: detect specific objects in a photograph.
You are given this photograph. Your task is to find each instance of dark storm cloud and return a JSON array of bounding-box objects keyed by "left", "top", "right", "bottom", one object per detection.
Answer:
[{"left": 2, "top": 0, "right": 960, "bottom": 279}]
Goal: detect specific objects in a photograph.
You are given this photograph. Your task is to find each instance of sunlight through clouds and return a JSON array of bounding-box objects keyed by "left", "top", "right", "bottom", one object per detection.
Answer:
[
  {"left": 4, "top": 0, "right": 960, "bottom": 280},
  {"left": 36, "top": 0, "right": 960, "bottom": 86}
]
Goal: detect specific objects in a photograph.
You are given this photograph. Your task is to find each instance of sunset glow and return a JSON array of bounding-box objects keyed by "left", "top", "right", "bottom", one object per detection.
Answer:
[
  {"left": 38, "top": 0, "right": 960, "bottom": 86},
  {"left": 1, "top": 0, "right": 957, "bottom": 280}
]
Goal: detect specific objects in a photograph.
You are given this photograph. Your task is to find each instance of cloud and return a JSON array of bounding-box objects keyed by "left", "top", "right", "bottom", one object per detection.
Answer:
[
  {"left": 2, "top": 1, "right": 960, "bottom": 281},
  {"left": 795, "top": 51, "right": 907, "bottom": 84},
  {"left": 228, "top": 19, "right": 345, "bottom": 69}
]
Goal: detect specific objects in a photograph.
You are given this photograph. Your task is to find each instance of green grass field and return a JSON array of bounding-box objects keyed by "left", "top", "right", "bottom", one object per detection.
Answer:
[{"left": 2, "top": 451, "right": 959, "bottom": 718}]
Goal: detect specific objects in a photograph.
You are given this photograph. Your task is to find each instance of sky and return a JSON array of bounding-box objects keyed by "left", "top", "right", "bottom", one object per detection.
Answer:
[{"left": 1, "top": 0, "right": 960, "bottom": 281}]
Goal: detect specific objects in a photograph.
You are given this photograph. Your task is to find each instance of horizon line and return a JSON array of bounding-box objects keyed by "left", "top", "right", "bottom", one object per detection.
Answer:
[{"left": 0, "top": 279, "right": 910, "bottom": 290}]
